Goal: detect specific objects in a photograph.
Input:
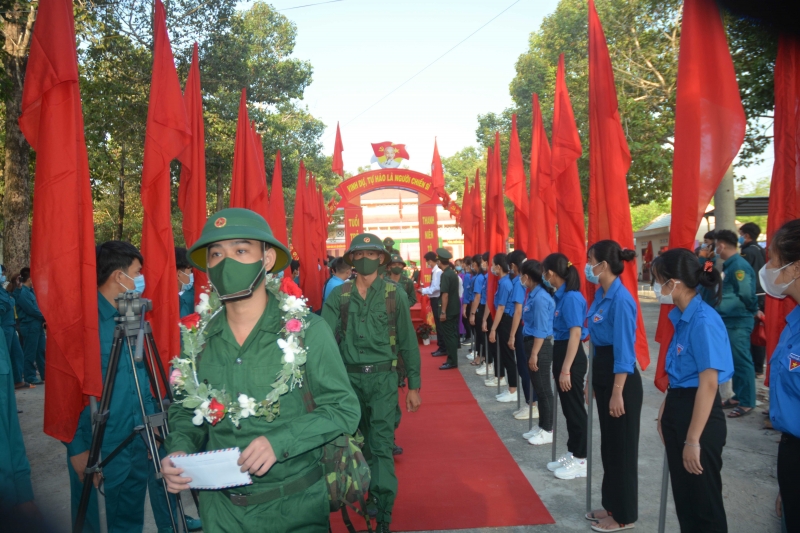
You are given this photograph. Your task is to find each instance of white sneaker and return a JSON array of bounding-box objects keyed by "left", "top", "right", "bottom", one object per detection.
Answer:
[
  {"left": 523, "top": 425, "right": 542, "bottom": 440},
  {"left": 497, "top": 391, "right": 516, "bottom": 403},
  {"left": 528, "top": 429, "right": 553, "bottom": 445},
  {"left": 496, "top": 391, "right": 508, "bottom": 399},
  {"left": 466, "top": 352, "right": 475, "bottom": 361},
  {"left": 476, "top": 363, "right": 492, "bottom": 376},
  {"left": 554, "top": 458, "right": 587, "bottom": 479},
  {"left": 485, "top": 376, "right": 498, "bottom": 386},
  {"left": 512, "top": 407, "right": 525, "bottom": 417},
  {"left": 547, "top": 452, "right": 573, "bottom": 472},
  {"left": 514, "top": 405, "right": 539, "bottom": 420}
]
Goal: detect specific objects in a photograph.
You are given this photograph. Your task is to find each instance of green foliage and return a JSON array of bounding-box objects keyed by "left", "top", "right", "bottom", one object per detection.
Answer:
[
  {"left": 441, "top": 146, "right": 485, "bottom": 198},
  {"left": 630, "top": 199, "right": 671, "bottom": 232}
]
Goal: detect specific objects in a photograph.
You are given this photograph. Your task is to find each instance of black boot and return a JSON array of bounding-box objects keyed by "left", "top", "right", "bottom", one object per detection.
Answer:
[
  {"left": 377, "top": 522, "right": 391, "bottom": 533},
  {"left": 393, "top": 444, "right": 403, "bottom": 455}
]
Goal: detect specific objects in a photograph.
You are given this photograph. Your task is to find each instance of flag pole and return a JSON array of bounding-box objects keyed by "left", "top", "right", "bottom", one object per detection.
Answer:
[{"left": 586, "top": 341, "right": 594, "bottom": 513}]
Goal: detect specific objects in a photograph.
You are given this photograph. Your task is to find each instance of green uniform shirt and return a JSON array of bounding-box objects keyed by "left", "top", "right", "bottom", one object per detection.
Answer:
[
  {"left": 383, "top": 274, "right": 417, "bottom": 307},
  {"left": 717, "top": 253, "right": 758, "bottom": 327},
  {"left": 16, "top": 286, "right": 44, "bottom": 325},
  {"left": 321, "top": 276, "right": 421, "bottom": 390},
  {"left": 165, "top": 294, "right": 360, "bottom": 489},
  {"left": 439, "top": 267, "right": 460, "bottom": 317},
  {"left": 179, "top": 286, "right": 195, "bottom": 318}
]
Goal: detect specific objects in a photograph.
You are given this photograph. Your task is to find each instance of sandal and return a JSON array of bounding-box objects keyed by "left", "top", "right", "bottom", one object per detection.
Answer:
[
  {"left": 591, "top": 522, "right": 634, "bottom": 532},
  {"left": 585, "top": 510, "right": 609, "bottom": 521},
  {"left": 721, "top": 399, "right": 739, "bottom": 409},
  {"left": 727, "top": 406, "right": 753, "bottom": 418}
]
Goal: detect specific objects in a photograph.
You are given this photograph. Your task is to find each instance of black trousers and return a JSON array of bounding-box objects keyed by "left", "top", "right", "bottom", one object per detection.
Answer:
[
  {"left": 514, "top": 326, "right": 533, "bottom": 402},
  {"left": 474, "top": 304, "right": 487, "bottom": 362},
  {"left": 430, "top": 297, "right": 443, "bottom": 348},
  {"left": 525, "top": 336, "right": 554, "bottom": 431},
  {"left": 592, "top": 346, "right": 642, "bottom": 524},
  {"left": 461, "top": 309, "right": 472, "bottom": 341},
  {"left": 439, "top": 315, "right": 459, "bottom": 367},
  {"left": 778, "top": 433, "right": 800, "bottom": 533},
  {"left": 552, "top": 339, "right": 588, "bottom": 458},
  {"left": 496, "top": 314, "right": 518, "bottom": 387},
  {"left": 662, "top": 388, "right": 727, "bottom": 533}
]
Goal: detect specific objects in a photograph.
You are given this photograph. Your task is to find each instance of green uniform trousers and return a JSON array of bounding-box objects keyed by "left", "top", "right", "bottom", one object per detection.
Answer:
[
  {"left": 728, "top": 325, "right": 756, "bottom": 408},
  {"left": 197, "top": 474, "right": 329, "bottom": 532},
  {"left": 149, "top": 446, "right": 179, "bottom": 531},
  {"left": 19, "top": 323, "right": 45, "bottom": 383},
  {"left": 350, "top": 371, "right": 398, "bottom": 524},
  {"left": 67, "top": 440, "right": 149, "bottom": 533},
  {"left": 439, "top": 315, "right": 459, "bottom": 367}
]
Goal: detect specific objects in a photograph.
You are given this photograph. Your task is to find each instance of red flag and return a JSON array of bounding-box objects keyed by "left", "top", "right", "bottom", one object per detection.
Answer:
[
  {"left": 473, "top": 169, "right": 485, "bottom": 253},
  {"left": 252, "top": 121, "right": 268, "bottom": 202},
  {"left": 653, "top": 0, "right": 746, "bottom": 391},
  {"left": 371, "top": 141, "right": 410, "bottom": 160},
  {"left": 266, "top": 150, "right": 290, "bottom": 275},
  {"left": 644, "top": 241, "right": 654, "bottom": 264},
  {"left": 318, "top": 184, "right": 330, "bottom": 282},
  {"left": 461, "top": 175, "right": 472, "bottom": 254},
  {"left": 529, "top": 93, "right": 555, "bottom": 259},
  {"left": 505, "top": 114, "right": 529, "bottom": 253},
  {"left": 290, "top": 160, "right": 306, "bottom": 262},
  {"left": 229, "top": 89, "right": 269, "bottom": 221},
  {"left": 485, "top": 136, "right": 508, "bottom": 312},
  {"left": 178, "top": 43, "right": 208, "bottom": 304},
  {"left": 552, "top": 54, "right": 587, "bottom": 298},
  {"left": 140, "top": 0, "right": 191, "bottom": 392},
  {"left": 18, "top": 0, "right": 101, "bottom": 441},
  {"left": 431, "top": 139, "right": 445, "bottom": 196},
  {"left": 765, "top": 35, "right": 800, "bottom": 387},
  {"left": 588, "top": 0, "right": 649, "bottom": 370},
  {"left": 332, "top": 122, "right": 344, "bottom": 176},
  {"left": 303, "top": 172, "right": 322, "bottom": 310}
]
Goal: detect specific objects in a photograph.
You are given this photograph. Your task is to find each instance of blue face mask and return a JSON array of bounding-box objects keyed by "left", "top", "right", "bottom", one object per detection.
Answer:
[
  {"left": 738, "top": 235, "right": 745, "bottom": 245},
  {"left": 180, "top": 272, "right": 194, "bottom": 292},
  {"left": 276, "top": 270, "right": 284, "bottom": 279},
  {"left": 121, "top": 272, "right": 146, "bottom": 294},
  {"left": 456, "top": 266, "right": 462, "bottom": 272},
  {"left": 0, "top": 275, "right": 6, "bottom": 284},
  {"left": 585, "top": 263, "right": 601, "bottom": 285},
  {"left": 542, "top": 274, "right": 553, "bottom": 289}
]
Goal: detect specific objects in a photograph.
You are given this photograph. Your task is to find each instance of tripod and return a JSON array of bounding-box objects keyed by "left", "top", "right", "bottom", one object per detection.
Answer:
[{"left": 74, "top": 292, "right": 189, "bottom": 533}]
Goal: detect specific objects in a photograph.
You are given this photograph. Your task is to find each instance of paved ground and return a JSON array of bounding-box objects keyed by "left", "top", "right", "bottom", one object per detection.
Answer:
[{"left": 16, "top": 299, "right": 783, "bottom": 532}]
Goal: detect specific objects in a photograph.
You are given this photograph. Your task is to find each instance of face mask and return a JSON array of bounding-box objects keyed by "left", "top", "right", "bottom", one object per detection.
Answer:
[
  {"left": 390, "top": 266, "right": 404, "bottom": 275},
  {"left": 542, "top": 274, "right": 553, "bottom": 290},
  {"left": 456, "top": 266, "right": 462, "bottom": 272},
  {"left": 179, "top": 272, "right": 194, "bottom": 292},
  {"left": 208, "top": 258, "right": 265, "bottom": 300},
  {"left": 0, "top": 275, "right": 6, "bottom": 284},
  {"left": 738, "top": 235, "right": 745, "bottom": 245},
  {"left": 121, "top": 271, "right": 146, "bottom": 294},
  {"left": 759, "top": 263, "right": 796, "bottom": 300},
  {"left": 585, "top": 263, "right": 601, "bottom": 285},
  {"left": 492, "top": 267, "right": 501, "bottom": 277},
  {"left": 353, "top": 257, "right": 380, "bottom": 276},
  {"left": 654, "top": 280, "right": 680, "bottom": 305}
]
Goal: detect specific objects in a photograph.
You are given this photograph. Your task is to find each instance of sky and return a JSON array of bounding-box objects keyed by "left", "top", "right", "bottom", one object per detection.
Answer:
[{"left": 241, "top": 0, "right": 772, "bottom": 188}]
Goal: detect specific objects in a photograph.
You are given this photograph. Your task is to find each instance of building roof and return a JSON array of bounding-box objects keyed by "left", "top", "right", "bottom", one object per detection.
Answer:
[
  {"left": 704, "top": 196, "right": 769, "bottom": 217},
  {"left": 641, "top": 214, "right": 671, "bottom": 231}
]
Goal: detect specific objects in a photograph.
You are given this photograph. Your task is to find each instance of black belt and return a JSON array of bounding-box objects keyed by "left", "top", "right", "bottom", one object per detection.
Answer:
[
  {"left": 225, "top": 465, "right": 323, "bottom": 507},
  {"left": 345, "top": 361, "right": 396, "bottom": 374}
]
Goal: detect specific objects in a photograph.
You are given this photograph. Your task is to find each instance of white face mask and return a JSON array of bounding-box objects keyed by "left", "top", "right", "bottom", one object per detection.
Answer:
[
  {"left": 653, "top": 280, "right": 680, "bottom": 305},
  {"left": 759, "top": 263, "right": 796, "bottom": 300}
]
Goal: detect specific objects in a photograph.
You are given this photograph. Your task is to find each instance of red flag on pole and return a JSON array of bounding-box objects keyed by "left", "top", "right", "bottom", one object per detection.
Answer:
[
  {"left": 332, "top": 122, "right": 344, "bottom": 177},
  {"left": 505, "top": 114, "right": 529, "bottom": 253},
  {"left": 644, "top": 241, "right": 654, "bottom": 264},
  {"left": 764, "top": 35, "right": 800, "bottom": 387},
  {"left": 266, "top": 150, "right": 290, "bottom": 275},
  {"left": 588, "top": 0, "right": 649, "bottom": 370},
  {"left": 252, "top": 121, "right": 268, "bottom": 204},
  {"left": 529, "top": 93, "right": 555, "bottom": 259},
  {"left": 229, "top": 89, "right": 269, "bottom": 221},
  {"left": 19, "top": 0, "right": 101, "bottom": 441},
  {"left": 141, "top": 0, "right": 191, "bottom": 391},
  {"left": 302, "top": 172, "right": 323, "bottom": 311},
  {"left": 431, "top": 139, "right": 445, "bottom": 196},
  {"left": 552, "top": 54, "right": 587, "bottom": 298},
  {"left": 653, "top": 0, "right": 746, "bottom": 391},
  {"left": 461, "top": 175, "right": 472, "bottom": 255},
  {"left": 291, "top": 160, "right": 306, "bottom": 265},
  {"left": 178, "top": 43, "right": 208, "bottom": 304},
  {"left": 485, "top": 136, "right": 508, "bottom": 312},
  {"left": 473, "top": 170, "right": 485, "bottom": 253}
]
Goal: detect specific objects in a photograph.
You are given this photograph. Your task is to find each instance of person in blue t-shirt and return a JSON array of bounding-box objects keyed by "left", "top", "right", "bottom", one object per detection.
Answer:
[
  {"left": 653, "top": 248, "right": 732, "bottom": 533},
  {"left": 469, "top": 253, "right": 490, "bottom": 372},
  {"left": 520, "top": 259, "right": 555, "bottom": 446},
  {"left": 584, "top": 241, "right": 643, "bottom": 531},
  {"left": 541, "top": 253, "right": 588, "bottom": 481},
  {"left": 507, "top": 250, "right": 536, "bottom": 420},
  {"left": 485, "top": 254, "right": 517, "bottom": 398},
  {"left": 324, "top": 257, "right": 351, "bottom": 305},
  {"left": 761, "top": 219, "right": 800, "bottom": 532}
]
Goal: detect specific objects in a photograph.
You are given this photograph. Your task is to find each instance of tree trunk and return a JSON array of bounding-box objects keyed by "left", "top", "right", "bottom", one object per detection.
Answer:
[
  {"left": 217, "top": 172, "right": 223, "bottom": 211},
  {"left": 117, "top": 144, "right": 125, "bottom": 240},
  {"left": 2, "top": 6, "right": 35, "bottom": 275},
  {"left": 713, "top": 165, "right": 737, "bottom": 233}
]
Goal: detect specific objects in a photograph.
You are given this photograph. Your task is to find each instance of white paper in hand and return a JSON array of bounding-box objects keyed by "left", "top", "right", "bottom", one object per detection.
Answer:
[{"left": 170, "top": 447, "right": 252, "bottom": 490}]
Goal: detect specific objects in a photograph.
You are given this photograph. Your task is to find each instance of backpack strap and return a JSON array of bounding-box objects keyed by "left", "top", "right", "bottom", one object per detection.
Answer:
[{"left": 384, "top": 281, "right": 398, "bottom": 357}]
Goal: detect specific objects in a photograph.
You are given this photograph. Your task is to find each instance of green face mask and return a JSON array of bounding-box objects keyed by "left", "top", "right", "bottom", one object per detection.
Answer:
[
  {"left": 208, "top": 257, "right": 264, "bottom": 300},
  {"left": 353, "top": 257, "right": 380, "bottom": 276},
  {"left": 390, "top": 266, "right": 404, "bottom": 275}
]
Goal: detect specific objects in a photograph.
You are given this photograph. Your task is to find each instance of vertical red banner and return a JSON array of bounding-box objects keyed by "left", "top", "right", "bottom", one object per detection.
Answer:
[
  {"left": 418, "top": 203, "right": 439, "bottom": 282},
  {"left": 344, "top": 206, "right": 363, "bottom": 249}
]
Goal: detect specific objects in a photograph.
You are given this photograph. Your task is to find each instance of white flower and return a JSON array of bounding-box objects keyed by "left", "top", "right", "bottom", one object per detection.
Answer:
[
  {"left": 195, "top": 294, "right": 212, "bottom": 314},
  {"left": 192, "top": 408, "right": 205, "bottom": 425},
  {"left": 238, "top": 394, "right": 258, "bottom": 418},
  {"left": 280, "top": 296, "right": 305, "bottom": 314},
  {"left": 277, "top": 337, "right": 299, "bottom": 363}
]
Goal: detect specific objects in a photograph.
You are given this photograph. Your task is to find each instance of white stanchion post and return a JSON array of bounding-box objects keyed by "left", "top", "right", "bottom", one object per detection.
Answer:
[
  {"left": 586, "top": 342, "right": 594, "bottom": 514},
  {"left": 658, "top": 448, "right": 670, "bottom": 533}
]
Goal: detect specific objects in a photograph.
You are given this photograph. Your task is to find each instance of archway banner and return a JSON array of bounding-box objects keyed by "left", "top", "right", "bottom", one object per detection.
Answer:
[{"left": 335, "top": 168, "right": 437, "bottom": 207}]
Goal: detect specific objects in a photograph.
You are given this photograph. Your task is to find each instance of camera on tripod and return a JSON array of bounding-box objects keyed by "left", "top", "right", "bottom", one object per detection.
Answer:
[{"left": 115, "top": 291, "right": 152, "bottom": 319}]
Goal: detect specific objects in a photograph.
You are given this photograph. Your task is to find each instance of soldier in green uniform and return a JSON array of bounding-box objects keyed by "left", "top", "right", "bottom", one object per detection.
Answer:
[
  {"left": 161, "top": 208, "right": 360, "bottom": 532},
  {"left": 385, "top": 254, "right": 416, "bottom": 307},
  {"left": 322, "top": 233, "right": 422, "bottom": 533},
  {"left": 66, "top": 241, "right": 158, "bottom": 533},
  {"left": 436, "top": 248, "right": 460, "bottom": 370},
  {"left": 712, "top": 229, "right": 758, "bottom": 417}
]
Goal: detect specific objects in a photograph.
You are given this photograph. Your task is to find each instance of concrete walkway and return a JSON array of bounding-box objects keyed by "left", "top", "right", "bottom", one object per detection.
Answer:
[{"left": 15, "top": 300, "right": 782, "bottom": 532}]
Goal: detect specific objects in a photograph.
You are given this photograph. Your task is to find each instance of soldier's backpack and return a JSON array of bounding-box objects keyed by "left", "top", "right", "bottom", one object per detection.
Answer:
[
  {"left": 338, "top": 280, "right": 406, "bottom": 385},
  {"left": 301, "top": 369, "right": 372, "bottom": 533}
]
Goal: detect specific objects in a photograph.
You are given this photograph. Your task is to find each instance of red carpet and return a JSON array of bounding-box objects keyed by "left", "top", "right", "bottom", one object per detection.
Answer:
[{"left": 332, "top": 343, "right": 554, "bottom": 531}]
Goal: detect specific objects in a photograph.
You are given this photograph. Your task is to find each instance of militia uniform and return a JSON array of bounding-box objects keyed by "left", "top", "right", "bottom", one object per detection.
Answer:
[
  {"left": 16, "top": 285, "right": 46, "bottom": 383},
  {"left": 436, "top": 249, "right": 460, "bottom": 370},
  {"left": 322, "top": 234, "right": 421, "bottom": 531},
  {"left": 165, "top": 209, "right": 360, "bottom": 532},
  {"left": 0, "top": 287, "right": 24, "bottom": 385},
  {"left": 384, "top": 254, "right": 416, "bottom": 308}
]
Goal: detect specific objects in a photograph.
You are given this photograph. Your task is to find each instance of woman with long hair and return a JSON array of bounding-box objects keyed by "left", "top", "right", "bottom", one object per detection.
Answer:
[
  {"left": 484, "top": 253, "right": 517, "bottom": 399},
  {"left": 653, "top": 248, "right": 731, "bottom": 532}
]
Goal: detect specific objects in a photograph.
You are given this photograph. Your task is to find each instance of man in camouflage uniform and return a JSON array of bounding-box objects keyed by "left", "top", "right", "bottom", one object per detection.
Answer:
[{"left": 322, "top": 233, "right": 421, "bottom": 533}]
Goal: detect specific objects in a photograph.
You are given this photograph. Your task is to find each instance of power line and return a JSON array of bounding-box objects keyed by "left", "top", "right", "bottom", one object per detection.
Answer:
[
  {"left": 342, "top": 0, "right": 523, "bottom": 128},
  {"left": 278, "top": 0, "right": 345, "bottom": 11}
]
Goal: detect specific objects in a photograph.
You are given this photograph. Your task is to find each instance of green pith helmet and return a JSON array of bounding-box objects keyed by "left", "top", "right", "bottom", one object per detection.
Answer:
[
  {"left": 187, "top": 208, "right": 291, "bottom": 273},
  {"left": 436, "top": 247, "right": 453, "bottom": 261},
  {"left": 389, "top": 253, "right": 406, "bottom": 267},
  {"left": 344, "top": 233, "right": 391, "bottom": 266}
]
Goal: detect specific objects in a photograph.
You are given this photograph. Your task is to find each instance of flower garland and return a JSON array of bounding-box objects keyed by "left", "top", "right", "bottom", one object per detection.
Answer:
[{"left": 170, "top": 274, "right": 311, "bottom": 427}]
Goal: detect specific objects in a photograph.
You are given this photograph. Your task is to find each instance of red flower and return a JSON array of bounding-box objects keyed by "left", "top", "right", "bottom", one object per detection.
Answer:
[
  {"left": 286, "top": 318, "right": 302, "bottom": 333},
  {"left": 280, "top": 276, "right": 303, "bottom": 298},
  {"left": 180, "top": 313, "right": 202, "bottom": 330},
  {"left": 207, "top": 398, "right": 226, "bottom": 426}
]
